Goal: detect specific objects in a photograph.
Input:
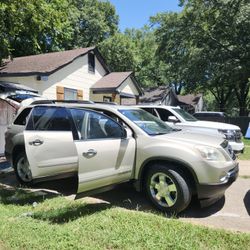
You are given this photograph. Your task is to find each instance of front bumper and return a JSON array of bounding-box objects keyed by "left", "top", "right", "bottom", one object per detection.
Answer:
[
  {"left": 197, "top": 163, "right": 239, "bottom": 207},
  {"left": 229, "top": 141, "right": 244, "bottom": 154}
]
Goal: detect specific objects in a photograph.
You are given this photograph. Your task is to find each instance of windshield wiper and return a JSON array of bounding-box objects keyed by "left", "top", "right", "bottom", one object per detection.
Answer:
[
  {"left": 173, "top": 128, "right": 182, "bottom": 132},
  {"left": 150, "top": 132, "right": 169, "bottom": 136}
]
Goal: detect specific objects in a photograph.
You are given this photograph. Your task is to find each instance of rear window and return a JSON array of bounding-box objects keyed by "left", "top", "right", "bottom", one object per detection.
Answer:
[{"left": 8, "top": 94, "right": 38, "bottom": 103}]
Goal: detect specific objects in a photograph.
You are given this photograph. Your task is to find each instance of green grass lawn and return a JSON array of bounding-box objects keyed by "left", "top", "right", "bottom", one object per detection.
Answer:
[
  {"left": 243, "top": 138, "right": 250, "bottom": 146},
  {"left": 239, "top": 138, "right": 250, "bottom": 160},
  {"left": 0, "top": 185, "right": 250, "bottom": 249}
]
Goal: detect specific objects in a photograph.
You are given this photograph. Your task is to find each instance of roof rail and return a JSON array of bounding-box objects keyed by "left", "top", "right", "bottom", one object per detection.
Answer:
[
  {"left": 30, "top": 100, "right": 94, "bottom": 105},
  {"left": 94, "top": 101, "right": 117, "bottom": 105}
]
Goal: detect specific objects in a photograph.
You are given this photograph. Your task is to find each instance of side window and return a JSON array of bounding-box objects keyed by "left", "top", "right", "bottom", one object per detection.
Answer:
[
  {"left": 142, "top": 108, "right": 158, "bottom": 118},
  {"left": 87, "top": 112, "right": 123, "bottom": 139},
  {"left": 70, "top": 109, "right": 87, "bottom": 139},
  {"left": 88, "top": 53, "right": 95, "bottom": 73},
  {"left": 14, "top": 108, "right": 32, "bottom": 125},
  {"left": 156, "top": 108, "right": 175, "bottom": 122},
  {"left": 27, "top": 106, "right": 71, "bottom": 131}
]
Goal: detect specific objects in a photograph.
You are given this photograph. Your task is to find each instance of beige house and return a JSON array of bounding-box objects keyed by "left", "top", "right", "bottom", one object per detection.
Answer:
[{"left": 0, "top": 47, "right": 143, "bottom": 104}]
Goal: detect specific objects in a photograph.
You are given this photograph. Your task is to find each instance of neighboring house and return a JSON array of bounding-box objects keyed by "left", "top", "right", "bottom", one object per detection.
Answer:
[
  {"left": 140, "top": 86, "right": 203, "bottom": 113},
  {"left": 90, "top": 72, "right": 142, "bottom": 105},
  {"left": 0, "top": 47, "right": 143, "bottom": 104}
]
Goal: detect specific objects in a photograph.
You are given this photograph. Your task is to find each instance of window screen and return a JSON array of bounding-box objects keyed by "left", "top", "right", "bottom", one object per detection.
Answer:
[{"left": 64, "top": 88, "right": 77, "bottom": 100}]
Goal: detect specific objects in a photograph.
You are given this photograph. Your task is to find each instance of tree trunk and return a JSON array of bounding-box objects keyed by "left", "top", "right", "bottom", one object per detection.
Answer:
[{"left": 234, "top": 81, "right": 250, "bottom": 116}]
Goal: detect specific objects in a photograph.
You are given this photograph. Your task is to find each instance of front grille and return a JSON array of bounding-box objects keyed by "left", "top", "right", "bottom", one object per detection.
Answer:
[
  {"left": 235, "top": 130, "right": 242, "bottom": 143},
  {"left": 221, "top": 140, "right": 236, "bottom": 160}
]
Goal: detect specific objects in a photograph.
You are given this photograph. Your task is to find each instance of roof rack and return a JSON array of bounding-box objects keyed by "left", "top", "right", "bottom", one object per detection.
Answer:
[
  {"left": 31, "top": 100, "right": 94, "bottom": 105},
  {"left": 94, "top": 101, "right": 117, "bottom": 105}
]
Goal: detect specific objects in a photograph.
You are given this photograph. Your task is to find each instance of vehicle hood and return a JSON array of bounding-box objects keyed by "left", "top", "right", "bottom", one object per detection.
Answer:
[
  {"left": 157, "top": 130, "right": 224, "bottom": 147},
  {"left": 180, "top": 120, "right": 240, "bottom": 130}
]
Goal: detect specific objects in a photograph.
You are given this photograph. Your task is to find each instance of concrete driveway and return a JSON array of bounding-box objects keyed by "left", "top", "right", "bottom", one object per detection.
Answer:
[{"left": 0, "top": 159, "right": 249, "bottom": 233}]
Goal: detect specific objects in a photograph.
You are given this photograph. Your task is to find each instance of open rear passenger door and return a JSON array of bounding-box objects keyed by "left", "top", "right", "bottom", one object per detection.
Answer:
[{"left": 24, "top": 106, "right": 78, "bottom": 179}]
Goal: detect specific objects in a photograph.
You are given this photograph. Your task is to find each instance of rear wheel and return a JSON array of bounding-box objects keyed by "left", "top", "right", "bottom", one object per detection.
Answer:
[
  {"left": 145, "top": 164, "right": 191, "bottom": 214},
  {"left": 14, "top": 152, "right": 33, "bottom": 185}
]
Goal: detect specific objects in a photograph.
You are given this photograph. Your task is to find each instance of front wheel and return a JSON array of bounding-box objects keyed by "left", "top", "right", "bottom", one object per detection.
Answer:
[
  {"left": 14, "top": 152, "right": 33, "bottom": 185},
  {"left": 145, "top": 164, "right": 191, "bottom": 214}
]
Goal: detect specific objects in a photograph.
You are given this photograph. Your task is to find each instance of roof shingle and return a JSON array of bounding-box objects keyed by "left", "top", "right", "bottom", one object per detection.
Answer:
[
  {"left": 91, "top": 72, "right": 133, "bottom": 89},
  {"left": 0, "top": 47, "right": 94, "bottom": 76}
]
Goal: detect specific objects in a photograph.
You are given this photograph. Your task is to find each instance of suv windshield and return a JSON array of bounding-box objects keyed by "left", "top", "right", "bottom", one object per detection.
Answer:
[
  {"left": 119, "top": 109, "right": 174, "bottom": 135},
  {"left": 172, "top": 108, "right": 198, "bottom": 122}
]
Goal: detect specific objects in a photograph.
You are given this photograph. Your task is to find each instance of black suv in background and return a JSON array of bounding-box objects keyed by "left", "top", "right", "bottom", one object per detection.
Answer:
[{"left": 193, "top": 112, "right": 227, "bottom": 123}]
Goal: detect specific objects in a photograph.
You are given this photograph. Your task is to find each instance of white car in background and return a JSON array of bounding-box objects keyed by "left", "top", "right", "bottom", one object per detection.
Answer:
[{"left": 139, "top": 105, "right": 244, "bottom": 154}]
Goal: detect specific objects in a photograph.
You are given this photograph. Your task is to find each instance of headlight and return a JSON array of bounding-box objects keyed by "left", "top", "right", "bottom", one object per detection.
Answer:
[
  {"left": 218, "top": 129, "right": 235, "bottom": 141},
  {"left": 195, "top": 145, "right": 226, "bottom": 161}
]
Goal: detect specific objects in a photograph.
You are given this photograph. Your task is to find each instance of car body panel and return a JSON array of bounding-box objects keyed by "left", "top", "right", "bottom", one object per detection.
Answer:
[
  {"left": 138, "top": 105, "right": 244, "bottom": 152},
  {"left": 134, "top": 133, "right": 237, "bottom": 184},
  {"left": 24, "top": 131, "right": 78, "bottom": 178},
  {"left": 76, "top": 137, "right": 136, "bottom": 193}
]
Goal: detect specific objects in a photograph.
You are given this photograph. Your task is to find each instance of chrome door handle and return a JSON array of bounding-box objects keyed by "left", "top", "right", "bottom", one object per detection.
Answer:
[
  {"left": 82, "top": 149, "right": 97, "bottom": 158},
  {"left": 29, "top": 139, "right": 43, "bottom": 146}
]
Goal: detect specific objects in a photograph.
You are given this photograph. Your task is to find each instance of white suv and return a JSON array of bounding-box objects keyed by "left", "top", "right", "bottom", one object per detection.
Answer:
[
  {"left": 139, "top": 105, "right": 244, "bottom": 154},
  {"left": 5, "top": 103, "right": 238, "bottom": 214}
]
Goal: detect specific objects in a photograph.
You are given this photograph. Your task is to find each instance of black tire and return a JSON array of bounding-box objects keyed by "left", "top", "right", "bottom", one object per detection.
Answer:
[
  {"left": 145, "top": 164, "right": 191, "bottom": 214},
  {"left": 13, "top": 151, "right": 33, "bottom": 185}
]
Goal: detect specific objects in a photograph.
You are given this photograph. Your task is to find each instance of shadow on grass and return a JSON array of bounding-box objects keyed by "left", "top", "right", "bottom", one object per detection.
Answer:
[
  {"left": 0, "top": 173, "right": 77, "bottom": 206},
  {"left": 32, "top": 176, "right": 78, "bottom": 196},
  {"left": 32, "top": 202, "right": 112, "bottom": 224},
  {"left": 1, "top": 172, "right": 225, "bottom": 219},
  {"left": 0, "top": 185, "right": 59, "bottom": 206},
  {"left": 92, "top": 183, "right": 225, "bottom": 218}
]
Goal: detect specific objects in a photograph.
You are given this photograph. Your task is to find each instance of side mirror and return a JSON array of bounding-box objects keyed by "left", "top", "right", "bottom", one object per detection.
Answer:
[{"left": 168, "top": 116, "right": 179, "bottom": 123}]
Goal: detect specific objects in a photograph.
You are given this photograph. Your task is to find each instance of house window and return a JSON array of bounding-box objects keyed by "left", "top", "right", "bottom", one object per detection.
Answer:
[
  {"left": 103, "top": 96, "right": 112, "bottom": 102},
  {"left": 64, "top": 88, "right": 77, "bottom": 100},
  {"left": 88, "top": 53, "right": 95, "bottom": 73}
]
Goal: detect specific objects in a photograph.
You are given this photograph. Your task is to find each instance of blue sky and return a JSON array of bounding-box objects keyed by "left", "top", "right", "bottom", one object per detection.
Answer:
[{"left": 108, "top": 0, "right": 182, "bottom": 31}]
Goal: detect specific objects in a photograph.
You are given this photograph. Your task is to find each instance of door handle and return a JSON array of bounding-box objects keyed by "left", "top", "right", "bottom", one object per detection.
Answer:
[
  {"left": 29, "top": 139, "right": 44, "bottom": 146},
  {"left": 82, "top": 149, "right": 97, "bottom": 158}
]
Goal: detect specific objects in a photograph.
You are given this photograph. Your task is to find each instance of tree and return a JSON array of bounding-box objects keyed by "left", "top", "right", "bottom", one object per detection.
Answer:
[
  {"left": 98, "top": 32, "right": 138, "bottom": 72},
  {"left": 99, "top": 27, "right": 168, "bottom": 88},
  {"left": 152, "top": 0, "right": 250, "bottom": 115},
  {"left": 125, "top": 27, "right": 168, "bottom": 87},
  {"left": 0, "top": 2, "right": 9, "bottom": 65},
  {"left": 0, "top": 0, "right": 73, "bottom": 58},
  {"left": 0, "top": 0, "right": 119, "bottom": 62},
  {"left": 69, "top": 0, "right": 118, "bottom": 48}
]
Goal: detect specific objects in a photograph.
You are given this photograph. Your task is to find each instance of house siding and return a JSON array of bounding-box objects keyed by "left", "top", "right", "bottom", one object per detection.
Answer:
[
  {"left": 0, "top": 54, "right": 107, "bottom": 100},
  {"left": 90, "top": 77, "right": 139, "bottom": 104},
  {"left": 118, "top": 77, "right": 139, "bottom": 96},
  {"left": 89, "top": 92, "right": 121, "bottom": 104}
]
